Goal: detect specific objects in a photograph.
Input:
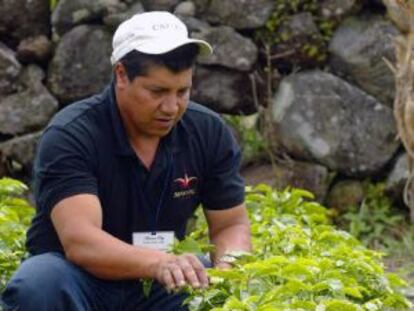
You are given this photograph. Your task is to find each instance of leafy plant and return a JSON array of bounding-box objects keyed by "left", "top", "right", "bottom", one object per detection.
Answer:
[
  {"left": 385, "top": 225, "right": 414, "bottom": 263},
  {"left": 1, "top": 177, "right": 411, "bottom": 310},
  {"left": 336, "top": 182, "right": 414, "bottom": 304},
  {"left": 254, "top": 0, "right": 336, "bottom": 64},
  {"left": 179, "top": 185, "right": 412, "bottom": 310},
  {"left": 256, "top": 0, "right": 319, "bottom": 43},
  {"left": 0, "top": 178, "right": 34, "bottom": 291},
  {"left": 341, "top": 183, "right": 405, "bottom": 250},
  {"left": 223, "top": 114, "right": 267, "bottom": 165}
]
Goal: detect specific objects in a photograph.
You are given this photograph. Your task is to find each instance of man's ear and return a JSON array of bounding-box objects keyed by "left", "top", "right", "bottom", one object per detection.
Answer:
[{"left": 114, "top": 63, "right": 129, "bottom": 89}]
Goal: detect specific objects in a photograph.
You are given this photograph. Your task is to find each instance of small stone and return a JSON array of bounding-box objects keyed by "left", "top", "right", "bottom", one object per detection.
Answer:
[
  {"left": 174, "top": 1, "right": 196, "bottom": 17},
  {"left": 326, "top": 180, "right": 365, "bottom": 212},
  {"left": 17, "top": 35, "right": 53, "bottom": 64},
  {"left": 140, "top": 0, "right": 180, "bottom": 11},
  {"left": 0, "top": 42, "right": 21, "bottom": 95}
]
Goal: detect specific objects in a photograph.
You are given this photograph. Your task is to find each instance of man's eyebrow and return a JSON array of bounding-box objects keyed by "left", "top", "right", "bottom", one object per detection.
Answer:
[
  {"left": 146, "top": 84, "right": 192, "bottom": 90},
  {"left": 144, "top": 84, "right": 168, "bottom": 90},
  {"left": 179, "top": 85, "right": 192, "bottom": 90}
]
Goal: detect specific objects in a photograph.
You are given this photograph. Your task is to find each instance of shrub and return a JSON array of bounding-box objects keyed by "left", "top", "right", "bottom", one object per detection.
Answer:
[
  {"left": 341, "top": 183, "right": 405, "bottom": 250},
  {"left": 0, "top": 178, "right": 34, "bottom": 291},
  {"left": 0, "top": 177, "right": 410, "bottom": 310},
  {"left": 180, "top": 185, "right": 412, "bottom": 310}
]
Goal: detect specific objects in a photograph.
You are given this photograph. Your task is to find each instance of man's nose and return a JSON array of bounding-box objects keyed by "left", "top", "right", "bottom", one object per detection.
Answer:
[{"left": 160, "top": 94, "right": 179, "bottom": 114}]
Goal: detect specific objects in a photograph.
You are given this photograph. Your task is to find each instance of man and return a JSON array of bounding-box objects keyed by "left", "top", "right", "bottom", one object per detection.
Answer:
[{"left": 1, "top": 11, "right": 251, "bottom": 311}]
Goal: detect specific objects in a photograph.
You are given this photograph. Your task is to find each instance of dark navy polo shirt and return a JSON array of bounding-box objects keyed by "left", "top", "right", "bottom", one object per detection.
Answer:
[{"left": 26, "top": 83, "right": 245, "bottom": 254}]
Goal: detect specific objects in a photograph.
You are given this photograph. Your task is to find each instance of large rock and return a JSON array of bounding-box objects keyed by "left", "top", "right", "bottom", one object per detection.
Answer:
[
  {"left": 179, "top": 16, "right": 211, "bottom": 33},
  {"left": 0, "top": 132, "right": 42, "bottom": 178},
  {"left": 52, "top": 0, "right": 123, "bottom": 36},
  {"left": 270, "top": 70, "right": 399, "bottom": 176},
  {"left": 103, "top": 2, "right": 145, "bottom": 29},
  {"left": 47, "top": 25, "right": 113, "bottom": 104},
  {"left": 242, "top": 161, "right": 333, "bottom": 202},
  {"left": 0, "top": 0, "right": 50, "bottom": 47},
  {"left": 193, "top": 0, "right": 274, "bottom": 29},
  {"left": 192, "top": 66, "right": 260, "bottom": 114},
  {"left": 195, "top": 26, "right": 258, "bottom": 71},
  {"left": 0, "top": 43, "right": 21, "bottom": 96},
  {"left": 140, "top": 0, "right": 180, "bottom": 11},
  {"left": 0, "top": 65, "right": 58, "bottom": 136},
  {"left": 329, "top": 15, "right": 399, "bottom": 106}
]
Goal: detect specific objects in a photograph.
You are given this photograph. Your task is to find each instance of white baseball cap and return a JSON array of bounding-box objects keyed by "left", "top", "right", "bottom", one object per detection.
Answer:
[{"left": 110, "top": 11, "right": 213, "bottom": 65}]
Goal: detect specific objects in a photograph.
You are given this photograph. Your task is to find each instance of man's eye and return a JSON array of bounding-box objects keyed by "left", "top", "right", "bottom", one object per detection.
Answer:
[
  {"left": 178, "top": 89, "right": 189, "bottom": 97},
  {"left": 150, "top": 89, "right": 164, "bottom": 95}
]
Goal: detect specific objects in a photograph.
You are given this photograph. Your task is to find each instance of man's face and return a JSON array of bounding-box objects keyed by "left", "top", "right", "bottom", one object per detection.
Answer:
[{"left": 115, "top": 64, "right": 192, "bottom": 139}]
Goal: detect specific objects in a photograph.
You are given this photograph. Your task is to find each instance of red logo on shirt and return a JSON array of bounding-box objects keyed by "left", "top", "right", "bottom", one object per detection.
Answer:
[{"left": 174, "top": 174, "right": 197, "bottom": 189}]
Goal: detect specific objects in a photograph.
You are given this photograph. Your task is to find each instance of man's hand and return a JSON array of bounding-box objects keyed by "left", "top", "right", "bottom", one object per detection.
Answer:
[{"left": 152, "top": 253, "right": 209, "bottom": 290}]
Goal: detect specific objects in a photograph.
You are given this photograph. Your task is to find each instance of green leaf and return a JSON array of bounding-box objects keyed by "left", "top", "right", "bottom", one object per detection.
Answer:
[
  {"left": 321, "top": 300, "right": 360, "bottom": 311},
  {"left": 141, "top": 279, "right": 153, "bottom": 297},
  {"left": 344, "top": 286, "right": 363, "bottom": 299},
  {"left": 172, "top": 236, "right": 213, "bottom": 255}
]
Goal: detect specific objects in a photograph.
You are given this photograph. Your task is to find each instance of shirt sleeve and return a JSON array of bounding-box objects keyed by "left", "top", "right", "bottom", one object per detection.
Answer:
[
  {"left": 33, "top": 126, "right": 98, "bottom": 214},
  {"left": 201, "top": 120, "right": 245, "bottom": 210}
]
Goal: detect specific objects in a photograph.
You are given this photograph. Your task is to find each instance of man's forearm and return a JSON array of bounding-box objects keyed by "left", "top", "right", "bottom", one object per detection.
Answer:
[
  {"left": 209, "top": 223, "right": 252, "bottom": 267},
  {"left": 64, "top": 224, "right": 172, "bottom": 280},
  {"left": 64, "top": 226, "right": 209, "bottom": 289}
]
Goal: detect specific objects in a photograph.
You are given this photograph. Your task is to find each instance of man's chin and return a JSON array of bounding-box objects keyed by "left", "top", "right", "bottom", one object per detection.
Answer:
[{"left": 151, "top": 128, "right": 173, "bottom": 138}]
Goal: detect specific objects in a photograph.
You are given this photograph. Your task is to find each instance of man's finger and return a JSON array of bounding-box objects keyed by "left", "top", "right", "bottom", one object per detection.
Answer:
[
  {"left": 185, "top": 254, "right": 209, "bottom": 288},
  {"left": 177, "top": 256, "right": 201, "bottom": 288},
  {"left": 169, "top": 262, "right": 186, "bottom": 288},
  {"left": 162, "top": 267, "right": 176, "bottom": 290}
]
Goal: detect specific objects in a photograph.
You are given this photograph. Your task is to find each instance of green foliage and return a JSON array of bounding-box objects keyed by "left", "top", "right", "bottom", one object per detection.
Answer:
[
  {"left": 0, "top": 178, "right": 34, "bottom": 291},
  {"left": 180, "top": 185, "right": 412, "bottom": 310},
  {"left": 0, "top": 177, "right": 411, "bottom": 309},
  {"left": 341, "top": 183, "right": 405, "bottom": 250},
  {"left": 336, "top": 182, "right": 414, "bottom": 301},
  {"left": 49, "top": 0, "right": 59, "bottom": 11},
  {"left": 223, "top": 115, "right": 267, "bottom": 165},
  {"left": 255, "top": 0, "right": 337, "bottom": 63},
  {"left": 258, "top": 1, "right": 318, "bottom": 39},
  {"left": 385, "top": 225, "right": 414, "bottom": 264},
  {"left": 172, "top": 236, "right": 215, "bottom": 256}
]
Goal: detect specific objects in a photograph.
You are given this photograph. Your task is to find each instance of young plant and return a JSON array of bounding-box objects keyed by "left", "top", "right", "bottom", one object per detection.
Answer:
[
  {"left": 0, "top": 178, "right": 34, "bottom": 291},
  {"left": 222, "top": 114, "right": 267, "bottom": 165},
  {"left": 342, "top": 183, "right": 405, "bottom": 250},
  {"left": 180, "top": 185, "right": 412, "bottom": 310}
]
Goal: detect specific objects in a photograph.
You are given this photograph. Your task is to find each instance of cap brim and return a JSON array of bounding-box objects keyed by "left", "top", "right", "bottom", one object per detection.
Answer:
[{"left": 134, "top": 37, "right": 213, "bottom": 56}]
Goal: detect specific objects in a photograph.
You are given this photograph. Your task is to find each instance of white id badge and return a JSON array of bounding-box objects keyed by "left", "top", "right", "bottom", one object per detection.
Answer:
[{"left": 132, "top": 231, "right": 175, "bottom": 251}]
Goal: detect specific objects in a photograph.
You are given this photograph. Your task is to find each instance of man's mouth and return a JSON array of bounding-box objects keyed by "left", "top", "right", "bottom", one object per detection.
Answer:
[{"left": 155, "top": 118, "right": 174, "bottom": 127}]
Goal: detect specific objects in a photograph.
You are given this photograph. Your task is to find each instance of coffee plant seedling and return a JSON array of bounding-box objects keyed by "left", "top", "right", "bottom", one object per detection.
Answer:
[
  {"left": 176, "top": 185, "right": 412, "bottom": 311},
  {"left": 0, "top": 178, "right": 34, "bottom": 291}
]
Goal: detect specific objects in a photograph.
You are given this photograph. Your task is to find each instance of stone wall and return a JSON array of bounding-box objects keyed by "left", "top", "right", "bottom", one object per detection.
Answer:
[{"left": 0, "top": 0, "right": 408, "bottom": 210}]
